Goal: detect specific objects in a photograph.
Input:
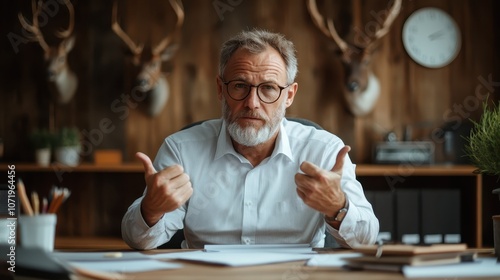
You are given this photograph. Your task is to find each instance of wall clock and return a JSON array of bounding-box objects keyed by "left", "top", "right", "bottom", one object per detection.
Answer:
[{"left": 402, "top": 7, "right": 461, "bottom": 68}]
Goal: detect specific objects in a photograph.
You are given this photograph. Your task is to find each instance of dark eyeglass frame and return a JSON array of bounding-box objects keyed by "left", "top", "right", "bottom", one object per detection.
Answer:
[{"left": 221, "top": 78, "right": 290, "bottom": 104}]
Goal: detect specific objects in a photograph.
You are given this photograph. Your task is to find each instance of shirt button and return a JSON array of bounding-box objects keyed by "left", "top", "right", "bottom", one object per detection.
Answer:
[
  {"left": 244, "top": 238, "right": 251, "bottom": 244},
  {"left": 245, "top": 201, "right": 252, "bottom": 206}
]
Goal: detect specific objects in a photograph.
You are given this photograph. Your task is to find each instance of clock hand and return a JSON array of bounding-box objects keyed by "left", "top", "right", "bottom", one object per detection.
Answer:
[{"left": 428, "top": 30, "right": 445, "bottom": 41}]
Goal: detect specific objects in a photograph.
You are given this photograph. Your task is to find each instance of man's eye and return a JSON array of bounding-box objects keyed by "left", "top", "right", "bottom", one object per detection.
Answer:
[
  {"left": 261, "top": 84, "right": 277, "bottom": 91},
  {"left": 234, "top": 83, "right": 248, "bottom": 89}
]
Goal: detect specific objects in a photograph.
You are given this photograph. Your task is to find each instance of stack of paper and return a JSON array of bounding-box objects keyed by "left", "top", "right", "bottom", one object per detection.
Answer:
[
  {"left": 343, "top": 243, "right": 471, "bottom": 271},
  {"left": 150, "top": 244, "right": 316, "bottom": 266}
]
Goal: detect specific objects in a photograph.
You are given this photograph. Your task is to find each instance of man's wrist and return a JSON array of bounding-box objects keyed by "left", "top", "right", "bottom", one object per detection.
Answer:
[
  {"left": 325, "top": 195, "right": 349, "bottom": 223},
  {"left": 140, "top": 202, "right": 163, "bottom": 227}
]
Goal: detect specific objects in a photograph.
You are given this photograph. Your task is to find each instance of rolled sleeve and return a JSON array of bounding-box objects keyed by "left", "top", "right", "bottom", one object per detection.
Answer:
[
  {"left": 121, "top": 197, "right": 180, "bottom": 250},
  {"left": 326, "top": 199, "right": 379, "bottom": 248}
]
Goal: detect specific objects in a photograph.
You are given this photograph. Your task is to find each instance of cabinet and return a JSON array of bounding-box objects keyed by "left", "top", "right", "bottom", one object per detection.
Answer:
[
  {"left": 1, "top": 163, "right": 484, "bottom": 248},
  {"left": 356, "top": 164, "right": 482, "bottom": 248}
]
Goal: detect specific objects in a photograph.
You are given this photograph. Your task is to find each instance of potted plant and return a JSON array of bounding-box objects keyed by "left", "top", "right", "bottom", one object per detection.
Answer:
[
  {"left": 54, "top": 127, "right": 81, "bottom": 166},
  {"left": 464, "top": 99, "right": 500, "bottom": 257},
  {"left": 29, "top": 128, "right": 53, "bottom": 166}
]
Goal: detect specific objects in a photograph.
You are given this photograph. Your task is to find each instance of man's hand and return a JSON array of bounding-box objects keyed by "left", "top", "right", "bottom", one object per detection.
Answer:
[
  {"left": 135, "top": 152, "right": 193, "bottom": 227},
  {"left": 295, "top": 146, "right": 351, "bottom": 220}
]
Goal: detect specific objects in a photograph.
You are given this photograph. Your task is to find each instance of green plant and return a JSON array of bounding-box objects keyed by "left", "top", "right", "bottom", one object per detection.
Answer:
[
  {"left": 464, "top": 100, "right": 500, "bottom": 176},
  {"left": 54, "top": 127, "right": 81, "bottom": 147},
  {"left": 29, "top": 128, "right": 53, "bottom": 149}
]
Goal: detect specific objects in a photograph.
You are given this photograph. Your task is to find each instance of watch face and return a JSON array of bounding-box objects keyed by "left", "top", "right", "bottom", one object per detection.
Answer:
[{"left": 402, "top": 7, "right": 461, "bottom": 68}]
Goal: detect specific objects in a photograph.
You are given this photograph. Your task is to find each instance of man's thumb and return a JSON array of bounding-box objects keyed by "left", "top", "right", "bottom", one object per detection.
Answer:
[
  {"left": 331, "top": 145, "right": 351, "bottom": 173},
  {"left": 135, "top": 152, "right": 157, "bottom": 176}
]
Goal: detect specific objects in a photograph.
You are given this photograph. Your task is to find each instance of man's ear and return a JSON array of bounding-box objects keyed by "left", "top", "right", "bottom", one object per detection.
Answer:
[
  {"left": 216, "top": 76, "right": 223, "bottom": 101},
  {"left": 285, "top": 82, "right": 298, "bottom": 107}
]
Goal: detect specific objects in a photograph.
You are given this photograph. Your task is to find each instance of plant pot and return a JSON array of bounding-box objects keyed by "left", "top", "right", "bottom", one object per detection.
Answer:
[
  {"left": 34, "top": 148, "right": 51, "bottom": 166},
  {"left": 493, "top": 215, "right": 500, "bottom": 259},
  {"left": 55, "top": 146, "right": 81, "bottom": 167}
]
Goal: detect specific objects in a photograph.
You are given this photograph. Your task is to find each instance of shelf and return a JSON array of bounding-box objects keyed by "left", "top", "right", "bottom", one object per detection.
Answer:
[
  {"left": 356, "top": 164, "right": 477, "bottom": 176},
  {"left": 2, "top": 162, "right": 143, "bottom": 173},
  {"left": 3, "top": 163, "right": 478, "bottom": 175}
]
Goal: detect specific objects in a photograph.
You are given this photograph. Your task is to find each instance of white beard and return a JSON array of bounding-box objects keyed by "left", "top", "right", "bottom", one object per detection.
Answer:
[{"left": 222, "top": 99, "right": 286, "bottom": 147}]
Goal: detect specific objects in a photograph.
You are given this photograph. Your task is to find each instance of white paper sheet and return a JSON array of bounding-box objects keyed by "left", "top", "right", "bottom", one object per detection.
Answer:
[
  {"left": 150, "top": 250, "right": 313, "bottom": 266},
  {"left": 403, "top": 257, "right": 500, "bottom": 278},
  {"left": 204, "top": 243, "right": 315, "bottom": 254},
  {"left": 306, "top": 252, "right": 362, "bottom": 268},
  {"left": 68, "top": 259, "right": 182, "bottom": 273}
]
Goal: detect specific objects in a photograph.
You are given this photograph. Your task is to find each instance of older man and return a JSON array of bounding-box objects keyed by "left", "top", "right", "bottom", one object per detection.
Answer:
[{"left": 122, "top": 29, "right": 379, "bottom": 249}]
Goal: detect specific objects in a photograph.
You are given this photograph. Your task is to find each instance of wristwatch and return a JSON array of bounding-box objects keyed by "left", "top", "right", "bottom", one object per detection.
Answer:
[{"left": 325, "top": 197, "right": 349, "bottom": 223}]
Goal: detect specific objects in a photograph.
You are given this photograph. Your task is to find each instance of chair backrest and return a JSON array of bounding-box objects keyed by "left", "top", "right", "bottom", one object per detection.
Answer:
[{"left": 286, "top": 117, "right": 323, "bottom": 130}]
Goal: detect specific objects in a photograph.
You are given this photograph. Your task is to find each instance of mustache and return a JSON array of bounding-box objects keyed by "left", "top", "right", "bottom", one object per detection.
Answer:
[{"left": 233, "top": 110, "right": 269, "bottom": 121}]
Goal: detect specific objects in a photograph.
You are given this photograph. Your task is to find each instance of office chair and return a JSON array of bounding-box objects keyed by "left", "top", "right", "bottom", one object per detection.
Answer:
[{"left": 158, "top": 117, "right": 339, "bottom": 248}]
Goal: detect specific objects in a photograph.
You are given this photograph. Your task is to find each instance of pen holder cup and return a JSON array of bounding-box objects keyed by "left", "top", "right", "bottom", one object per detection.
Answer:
[{"left": 19, "top": 214, "right": 57, "bottom": 251}]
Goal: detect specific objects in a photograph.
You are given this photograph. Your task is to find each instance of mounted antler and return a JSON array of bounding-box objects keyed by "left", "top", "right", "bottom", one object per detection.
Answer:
[
  {"left": 18, "top": 0, "right": 78, "bottom": 104},
  {"left": 112, "top": 0, "right": 184, "bottom": 117},
  {"left": 18, "top": 0, "right": 78, "bottom": 103},
  {"left": 307, "top": 0, "right": 402, "bottom": 116}
]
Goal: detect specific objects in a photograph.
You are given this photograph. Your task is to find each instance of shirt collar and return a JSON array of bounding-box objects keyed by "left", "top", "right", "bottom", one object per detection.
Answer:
[{"left": 214, "top": 118, "right": 294, "bottom": 163}]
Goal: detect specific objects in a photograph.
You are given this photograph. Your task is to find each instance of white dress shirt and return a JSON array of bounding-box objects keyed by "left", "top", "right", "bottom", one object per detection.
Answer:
[{"left": 122, "top": 118, "right": 379, "bottom": 249}]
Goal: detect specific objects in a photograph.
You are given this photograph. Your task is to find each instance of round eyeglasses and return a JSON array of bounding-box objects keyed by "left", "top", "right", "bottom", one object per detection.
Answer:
[{"left": 222, "top": 79, "right": 289, "bottom": 104}]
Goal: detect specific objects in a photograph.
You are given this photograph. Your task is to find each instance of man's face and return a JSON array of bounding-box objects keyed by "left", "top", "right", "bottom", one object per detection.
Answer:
[{"left": 217, "top": 46, "right": 297, "bottom": 146}]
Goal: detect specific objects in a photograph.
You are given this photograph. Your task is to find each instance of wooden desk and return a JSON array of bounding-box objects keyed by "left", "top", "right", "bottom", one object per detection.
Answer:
[
  {"left": 70, "top": 249, "right": 497, "bottom": 280},
  {"left": 48, "top": 238, "right": 498, "bottom": 280},
  {"left": 126, "top": 259, "right": 403, "bottom": 280}
]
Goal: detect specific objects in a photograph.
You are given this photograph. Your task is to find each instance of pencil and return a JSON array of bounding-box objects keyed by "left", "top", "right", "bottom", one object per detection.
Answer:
[
  {"left": 52, "top": 188, "right": 71, "bottom": 213},
  {"left": 42, "top": 197, "right": 48, "bottom": 214},
  {"left": 17, "top": 179, "right": 34, "bottom": 216},
  {"left": 48, "top": 188, "right": 62, "bottom": 214},
  {"left": 31, "top": 191, "right": 40, "bottom": 215}
]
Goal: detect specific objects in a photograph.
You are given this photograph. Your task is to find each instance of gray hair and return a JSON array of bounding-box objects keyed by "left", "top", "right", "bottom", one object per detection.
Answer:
[{"left": 218, "top": 29, "right": 298, "bottom": 84}]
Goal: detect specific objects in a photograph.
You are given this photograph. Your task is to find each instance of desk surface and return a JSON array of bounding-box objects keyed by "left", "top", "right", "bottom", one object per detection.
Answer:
[
  {"left": 125, "top": 258, "right": 403, "bottom": 280},
  {"left": 78, "top": 250, "right": 498, "bottom": 280},
  {"left": 53, "top": 238, "right": 498, "bottom": 280}
]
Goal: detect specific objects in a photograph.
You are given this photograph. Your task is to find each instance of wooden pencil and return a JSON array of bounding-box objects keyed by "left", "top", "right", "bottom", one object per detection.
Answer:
[
  {"left": 31, "top": 191, "right": 39, "bottom": 215},
  {"left": 47, "top": 189, "right": 63, "bottom": 214},
  {"left": 17, "top": 179, "right": 34, "bottom": 216}
]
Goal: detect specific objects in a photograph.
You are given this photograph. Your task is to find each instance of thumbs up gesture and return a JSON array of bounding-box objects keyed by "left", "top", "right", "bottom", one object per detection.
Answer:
[
  {"left": 295, "top": 146, "right": 351, "bottom": 222},
  {"left": 135, "top": 152, "right": 193, "bottom": 227}
]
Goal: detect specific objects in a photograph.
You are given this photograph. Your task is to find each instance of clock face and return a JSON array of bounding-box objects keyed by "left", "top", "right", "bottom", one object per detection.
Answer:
[{"left": 402, "top": 8, "right": 461, "bottom": 68}]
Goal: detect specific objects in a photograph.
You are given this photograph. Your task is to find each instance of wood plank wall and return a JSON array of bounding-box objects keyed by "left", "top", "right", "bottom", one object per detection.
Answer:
[{"left": 1, "top": 0, "right": 498, "bottom": 164}]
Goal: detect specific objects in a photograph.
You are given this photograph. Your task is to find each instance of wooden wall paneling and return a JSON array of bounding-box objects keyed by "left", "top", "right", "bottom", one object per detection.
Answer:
[
  {"left": 0, "top": 0, "right": 498, "bottom": 165},
  {"left": 495, "top": 1, "right": 500, "bottom": 98},
  {"left": 92, "top": 173, "right": 145, "bottom": 236},
  {"left": 84, "top": 1, "right": 127, "bottom": 161},
  {"left": 462, "top": 0, "right": 495, "bottom": 120},
  {"left": 287, "top": 1, "right": 329, "bottom": 126},
  {"left": 180, "top": 0, "right": 222, "bottom": 125}
]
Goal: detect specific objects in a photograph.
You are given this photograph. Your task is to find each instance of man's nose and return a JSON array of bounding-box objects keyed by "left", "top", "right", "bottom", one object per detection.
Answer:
[{"left": 244, "top": 86, "right": 261, "bottom": 108}]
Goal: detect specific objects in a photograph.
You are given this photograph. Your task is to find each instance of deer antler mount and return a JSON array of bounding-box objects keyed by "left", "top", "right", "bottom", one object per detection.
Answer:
[{"left": 307, "top": 0, "right": 402, "bottom": 117}]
